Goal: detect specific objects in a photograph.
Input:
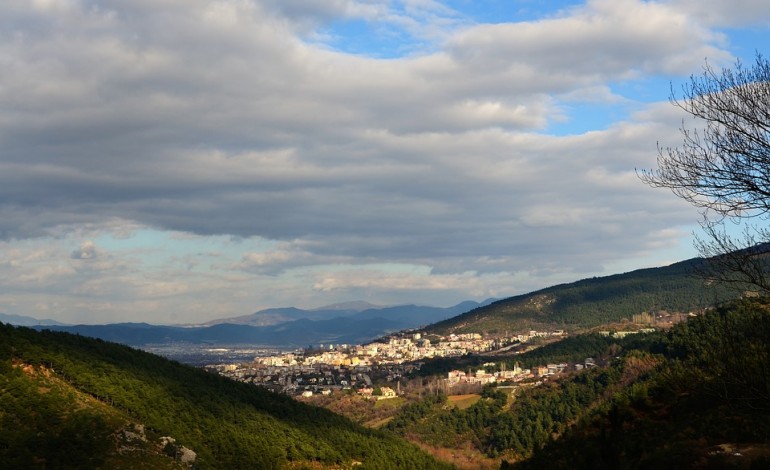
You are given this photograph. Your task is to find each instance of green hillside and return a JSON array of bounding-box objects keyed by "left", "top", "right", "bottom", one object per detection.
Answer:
[
  {"left": 506, "top": 298, "right": 770, "bottom": 469},
  {"left": 0, "top": 354, "right": 185, "bottom": 469},
  {"left": 0, "top": 323, "right": 452, "bottom": 469},
  {"left": 427, "top": 257, "right": 739, "bottom": 335},
  {"left": 386, "top": 299, "right": 770, "bottom": 469}
]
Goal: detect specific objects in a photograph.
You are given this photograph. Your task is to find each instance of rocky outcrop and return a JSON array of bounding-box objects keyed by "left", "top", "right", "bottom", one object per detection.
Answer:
[{"left": 160, "top": 436, "right": 196, "bottom": 465}]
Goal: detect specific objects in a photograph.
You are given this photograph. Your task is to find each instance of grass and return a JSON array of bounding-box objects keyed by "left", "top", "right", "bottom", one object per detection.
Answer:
[
  {"left": 447, "top": 394, "right": 481, "bottom": 410},
  {"left": 374, "top": 396, "right": 406, "bottom": 409}
]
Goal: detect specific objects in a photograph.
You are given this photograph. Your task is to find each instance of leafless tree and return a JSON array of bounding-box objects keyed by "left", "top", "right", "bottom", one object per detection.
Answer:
[{"left": 639, "top": 53, "right": 770, "bottom": 292}]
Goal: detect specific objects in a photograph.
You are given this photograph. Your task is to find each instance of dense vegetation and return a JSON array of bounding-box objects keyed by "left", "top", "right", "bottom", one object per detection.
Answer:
[
  {"left": 0, "top": 323, "right": 451, "bottom": 469},
  {"left": 386, "top": 299, "right": 770, "bottom": 468},
  {"left": 387, "top": 356, "right": 638, "bottom": 462},
  {"left": 428, "top": 257, "right": 739, "bottom": 335},
  {"left": 0, "top": 359, "right": 184, "bottom": 469},
  {"left": 509, "top": 298, "right": 770, "bottom": 469},
  {"left": 4, "top": 281, "right": 769, "bottom": 469}
]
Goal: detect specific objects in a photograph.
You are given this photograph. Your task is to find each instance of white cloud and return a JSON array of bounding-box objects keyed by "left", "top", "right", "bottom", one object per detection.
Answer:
[
  {"left": 669, "top": 0, "right": 770, "bottom": 28},
  {"left": 314, "top": 268, "right": 481, "bottom": 292},
  {"left": 446, "top": 0, "right": 727, "bottom": 83}
]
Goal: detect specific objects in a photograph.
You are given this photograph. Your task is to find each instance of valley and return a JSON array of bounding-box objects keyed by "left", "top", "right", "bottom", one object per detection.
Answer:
[
  {"left": 5, "top": 5, "right": 770, "bottom": 470},
  {"left": 3, "top": 256, "right": 769, "bottom": 469}
]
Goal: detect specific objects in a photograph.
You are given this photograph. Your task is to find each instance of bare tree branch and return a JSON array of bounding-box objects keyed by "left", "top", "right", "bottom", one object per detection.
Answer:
[{"left": 638, "top": 53, "right": 770, "bottom": 292}]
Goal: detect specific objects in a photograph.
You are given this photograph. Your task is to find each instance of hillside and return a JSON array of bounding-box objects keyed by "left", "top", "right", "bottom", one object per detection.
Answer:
[
  {"left": 506, "top": 298, "right": 770, "bottom": 469},
  {"left": 0, "top": 357, "right": 185, "bottom": 469},
  {"left": 0, "top": 323, "right": 451, "bottom": 469},
  {"left": 427, "top": 257, "right": 739, "bottom": 335},
  {"left": 380, "top": 298, "right": 770, "bottom": 469}
]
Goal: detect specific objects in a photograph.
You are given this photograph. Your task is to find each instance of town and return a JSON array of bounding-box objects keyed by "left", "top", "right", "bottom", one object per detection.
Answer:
[{"left": 206, "top": 327, "right": 655, "bottom": 398}]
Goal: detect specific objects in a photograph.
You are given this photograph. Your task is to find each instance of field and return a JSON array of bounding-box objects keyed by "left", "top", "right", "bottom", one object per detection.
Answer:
[{"left": 447, "top": 394, "right": 480, "bottom": 410}]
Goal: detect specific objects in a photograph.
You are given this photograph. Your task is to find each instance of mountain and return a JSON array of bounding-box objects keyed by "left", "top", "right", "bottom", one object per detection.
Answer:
[
  {"left": 354, "top": 300, "right": 497, "bottom": 326},
  {"left": 312, "top": 300, "right": 382, "bottom": 312},
  {"left": 203, "top": 299, "right": 491, "bottom": 328},
  {"left": 200, "top": 306, "right": 351, "bottom": 327},
  {"left": 0, "top": 312, "right": 67, "bottom": 327},
  {"left": 37, "top": 316, "right": 405, "bottom": 348},
  {"left": 0, "top": 322, "right": 451, "bottom": 469},
  {"left": 39, "top": 308, "right": 458, "bottom": 348},
  {"left": 38, "top": 299, "right": 494, "bottom": 349},
  {"left": 426, "top": 257, "right": 741, "bottom": 335}
]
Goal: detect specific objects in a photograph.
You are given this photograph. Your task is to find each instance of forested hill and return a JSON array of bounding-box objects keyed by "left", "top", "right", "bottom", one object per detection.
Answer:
[
  {"left": 0, "top": 323, "right": 451, "bottom": 469},
  {"left": 384, "top": 299, "right": 770, "bottom": 469},
  {"left": 427, "top": 257, "right": 740, "bottom": 335}
]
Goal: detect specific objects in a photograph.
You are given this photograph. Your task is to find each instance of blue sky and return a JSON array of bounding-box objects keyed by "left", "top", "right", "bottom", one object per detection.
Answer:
[{"left": 1, "top": 0, "right": 769, "bottom": 324}]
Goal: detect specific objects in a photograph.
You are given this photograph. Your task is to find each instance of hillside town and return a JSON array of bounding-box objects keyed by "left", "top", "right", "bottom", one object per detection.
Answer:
[{"left": 207, "top": 328, "right": 627, "bottom": 397}]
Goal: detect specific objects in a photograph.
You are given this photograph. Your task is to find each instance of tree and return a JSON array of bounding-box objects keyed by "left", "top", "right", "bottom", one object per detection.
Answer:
[{"left": 639, "top": 53, "right": 770, "bottom": 292}]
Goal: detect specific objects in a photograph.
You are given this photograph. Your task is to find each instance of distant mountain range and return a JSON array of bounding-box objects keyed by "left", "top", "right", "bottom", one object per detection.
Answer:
[
  {"left": 18, "top": 300, "right": 496, "bottom": 348},
  {"left": 5, "top": 255, "right": 749, "bottom": 349},
  {"left": 0, "top": 313, "right": 67, "bottom": 327},
  {"left": 199, "top": 301, "right": 384, "bottom": 327},
  {"left": 203, "top": 300, "right": 495, "bottom": 328}
]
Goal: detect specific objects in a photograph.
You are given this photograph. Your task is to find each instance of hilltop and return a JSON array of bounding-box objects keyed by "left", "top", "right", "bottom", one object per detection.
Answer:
[{"left": 427, "top": 257, "right": 739, "bottom": 335}]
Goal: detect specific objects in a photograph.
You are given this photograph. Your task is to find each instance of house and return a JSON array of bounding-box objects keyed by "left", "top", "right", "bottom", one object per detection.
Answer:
[{"left": 447, "top": 370, "right": 467, "bottom": 386}]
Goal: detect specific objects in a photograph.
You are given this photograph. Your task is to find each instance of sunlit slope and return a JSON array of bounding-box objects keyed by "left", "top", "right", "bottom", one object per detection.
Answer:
[
  {"left": 428, "top": 258, "right": 738, "bottom": 335},
  {"left": 0, "top": 323, "right": 451, "bottom": 470}
]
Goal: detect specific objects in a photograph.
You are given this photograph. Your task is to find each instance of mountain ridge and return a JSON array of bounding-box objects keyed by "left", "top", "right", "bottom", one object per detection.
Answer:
[
  {"left": 426, "top": 257, "right": 740, "bottom": 335},
  {"left": 202, "top": 299, "right": 496, "bottom": 328},
  {"left": 0, "top": 312, "right": 67, "bottom": 327},
  {"left": 34, "top": 300, "right": 495, "bottom": 349}
]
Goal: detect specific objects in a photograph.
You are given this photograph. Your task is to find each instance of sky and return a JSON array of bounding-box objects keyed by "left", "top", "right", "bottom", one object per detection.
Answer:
[{"left": 2, "top": 0, "right": 770, "bottom": 325}]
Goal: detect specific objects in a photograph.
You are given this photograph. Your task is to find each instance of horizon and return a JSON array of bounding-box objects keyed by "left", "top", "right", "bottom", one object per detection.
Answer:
[
  {"left": 1, "top": 1, "right": 769, "bottom": 324},
  {"left": 2, "top": 253, "right": 700, "bottom": 326}
]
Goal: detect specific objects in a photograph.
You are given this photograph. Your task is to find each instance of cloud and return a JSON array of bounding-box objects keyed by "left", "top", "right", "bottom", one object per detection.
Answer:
[
  {"left": 446, "top": 0, "right": 727, "bottom": 83},
  {"left": 0, "top": 0, "right": 764, "bottom": 322},
  {"left": 313, "top": 267, "right": 483, "bottom": 292},
  {"left": 71, "top": 240, "right": 99, "bottom": 260},
  {"left": 669, "top": 0, "right": 770, "bottom": 28},
  {"left": 238, "top": 243, "right": 321, "bottom": 275}
]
